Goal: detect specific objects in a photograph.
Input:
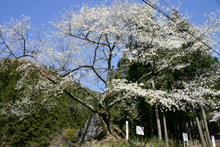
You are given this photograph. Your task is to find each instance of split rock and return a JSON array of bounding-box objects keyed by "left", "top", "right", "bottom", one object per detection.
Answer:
[{"left": 75, "top": 113, "right": 108, "bottom": 145}]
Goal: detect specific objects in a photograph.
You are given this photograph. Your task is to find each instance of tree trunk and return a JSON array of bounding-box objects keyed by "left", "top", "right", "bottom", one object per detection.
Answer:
[
  {"left": 179, "top": 112, "right": 184, "bottom": 137},
  {"left": 201, "top": 119, "right": 209, "bottom": 147},
  {"left": 163, "top": 111, "right": 169, "bottom": 146},
  {"left": 150, "top": 106, "right": 155, "bottom": 137},
  {"left": 173, "top": 112, "right": 178, "bottom": 139},
  {"left": 194, "top": 109, "right": 207, "bottom": 147},
  {"left": 152, "top": 79, "right": 162, "bottom": 140},
  {"left": 175, "top": 112, "right": 180, "bottom": 139},
  {"left": 201, "top": 108, "right": 212, "bottom": 147},
  {"left": 191, "top": 118, "right": 198, "bottom": 140},
  {"left": 156, "top": 106, "right": 162, "bottom": 140},
  {"left": 98, "top": 110, "right": 111, "bottom": 133},
  {"left": 188, "top": 120, "right": 192, "bottom": 141}
]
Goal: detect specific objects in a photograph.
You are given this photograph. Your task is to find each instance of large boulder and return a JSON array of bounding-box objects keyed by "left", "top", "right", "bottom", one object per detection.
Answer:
[{"left": 75, "top": 113, "right": 108, "bottom": 145}]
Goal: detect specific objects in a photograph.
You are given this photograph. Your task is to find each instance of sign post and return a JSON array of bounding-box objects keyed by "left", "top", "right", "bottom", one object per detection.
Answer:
[
  {"left": 212, "top": 136, "right": 216, "bottom": 147},
  {"left": 182, "top": 133, "right": 189, "bottom": 147},
  {"left": 136, "top": 126, "right": 144, "bottom": 135},
  {"left": 136, "top": 126, "right": 144, "bottom": 144},
  {"left": 126, "top": 121, "right": 129, "bottom": 141}
]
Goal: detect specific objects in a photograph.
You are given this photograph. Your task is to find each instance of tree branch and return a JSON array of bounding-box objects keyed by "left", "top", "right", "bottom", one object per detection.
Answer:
[
  {"left": 68, "top": 32, "right": 108, "bottom": 47},
  {"left": 93, "top": 34, "right": 102, "bottom": 66},
  {"left": 74, "top": 80, "right": 104, "bottom": 108},
  {"left": 138, "top": 60, "right": 181, "bottom": 83},
  {"left": 29, "top": 61, "right": 97, "bottom": 113},
  {"left": 108, "top": 94, "right": 129, "bottom": 108},
  {"left": 103, "top": 90, "right": 125, "bottom": 105},
  {"left": 63, "top": 65, "right": 106, "bottom": 84}
]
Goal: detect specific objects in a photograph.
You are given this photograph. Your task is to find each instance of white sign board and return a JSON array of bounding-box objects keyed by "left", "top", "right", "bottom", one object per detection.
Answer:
[
  {"left": 182, "top": 133, "right": 189, "bottom": 147},
  {"left": 182, "top": 133, "right": 188, "bottom": 141},
  {"left": 126, "top": 121, "right": 129, "bottom": 140},
  {"left": 136, "top": 126, "right": 144, "bottom": 135},
  {"left": 212, "top": 136, "right": 216, "bottom": 147}
]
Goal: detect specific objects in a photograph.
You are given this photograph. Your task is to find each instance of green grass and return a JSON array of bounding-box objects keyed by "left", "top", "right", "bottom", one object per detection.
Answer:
[{"left": 106, "top": 137, "right": 202, "bottom": 147}]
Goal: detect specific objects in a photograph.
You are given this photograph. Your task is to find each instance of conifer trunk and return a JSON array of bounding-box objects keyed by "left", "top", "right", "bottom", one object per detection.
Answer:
[
  {"left": 201, "top": 119, "right": 209, "bottom": 147},
  {"left": 201, "top": 108, "right": 212, "bottom": 147},
  {"left": 191, "top": 118, "right": 197, "bottom": 140},
  {"left": 163, "top": 111, "right": 169, "bottom": 146},
  {"left": 151, "top": 79, "right": 162, "bottom": 140},
  {"left": 194, "top": 109, "right": 207, "bottom": 147},
  {"left": 173, "top": 112, "right": 178, "bottom": 139},
  {"left": 188, "top": 121, "right": 192, "bottom": 141},
  {"left": 150, "top": 106, "right": 155, "bottom": 137},
  {"left": 156, "top": 106, "right": 162, "bottom": 140}
]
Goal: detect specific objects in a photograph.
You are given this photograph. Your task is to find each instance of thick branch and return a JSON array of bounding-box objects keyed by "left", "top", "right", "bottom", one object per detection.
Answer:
[
  {"left": 63, "top": 65, "right": 89, "bottom": 77},
  {"left": 63, "top": 88, "right": 97, "bottom": 113}
]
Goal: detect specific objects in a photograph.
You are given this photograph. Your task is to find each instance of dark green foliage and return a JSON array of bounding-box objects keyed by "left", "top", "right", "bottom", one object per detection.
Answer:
[
  {"left": 0, "top": 58, "right": 91, "bottom": 146},
  {"left": 0, "top": 106, "right": 67, "bottom": 146},
  {"left": 0, "top": 58, "right": 21, "bottom": 103},
  {"left": 113, "top": 53, "right": 130, "bottom": 80}
]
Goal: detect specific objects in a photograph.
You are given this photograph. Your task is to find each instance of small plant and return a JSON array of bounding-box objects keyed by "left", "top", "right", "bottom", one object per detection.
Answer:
[
  {"left": 108, "top": 141, "right": 116, "bottom": 147},
  {"left": 118, "top": 142, "right": 127, "bottom": 147},
  {"left": 64, "top": 128, "right": 77, "bottom": 140}
]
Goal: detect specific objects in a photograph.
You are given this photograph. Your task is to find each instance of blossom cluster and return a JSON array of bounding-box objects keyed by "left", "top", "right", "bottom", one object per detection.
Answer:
[{"left": 111, "top": 77, "right": 219, "bottom": 112}]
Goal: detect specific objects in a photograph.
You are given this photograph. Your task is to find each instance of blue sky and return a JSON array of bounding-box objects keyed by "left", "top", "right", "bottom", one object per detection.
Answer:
[
  {"left": 0, "top": 0, "right": 219, "bottom": 28},
  {"left": 166, "top": 0, "right": 220, "bottom": 24}
]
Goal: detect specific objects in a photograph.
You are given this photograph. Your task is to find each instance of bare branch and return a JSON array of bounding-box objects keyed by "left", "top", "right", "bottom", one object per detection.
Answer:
[{"left": 63, "top": 65, "right": 106, "bottom": 84}]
